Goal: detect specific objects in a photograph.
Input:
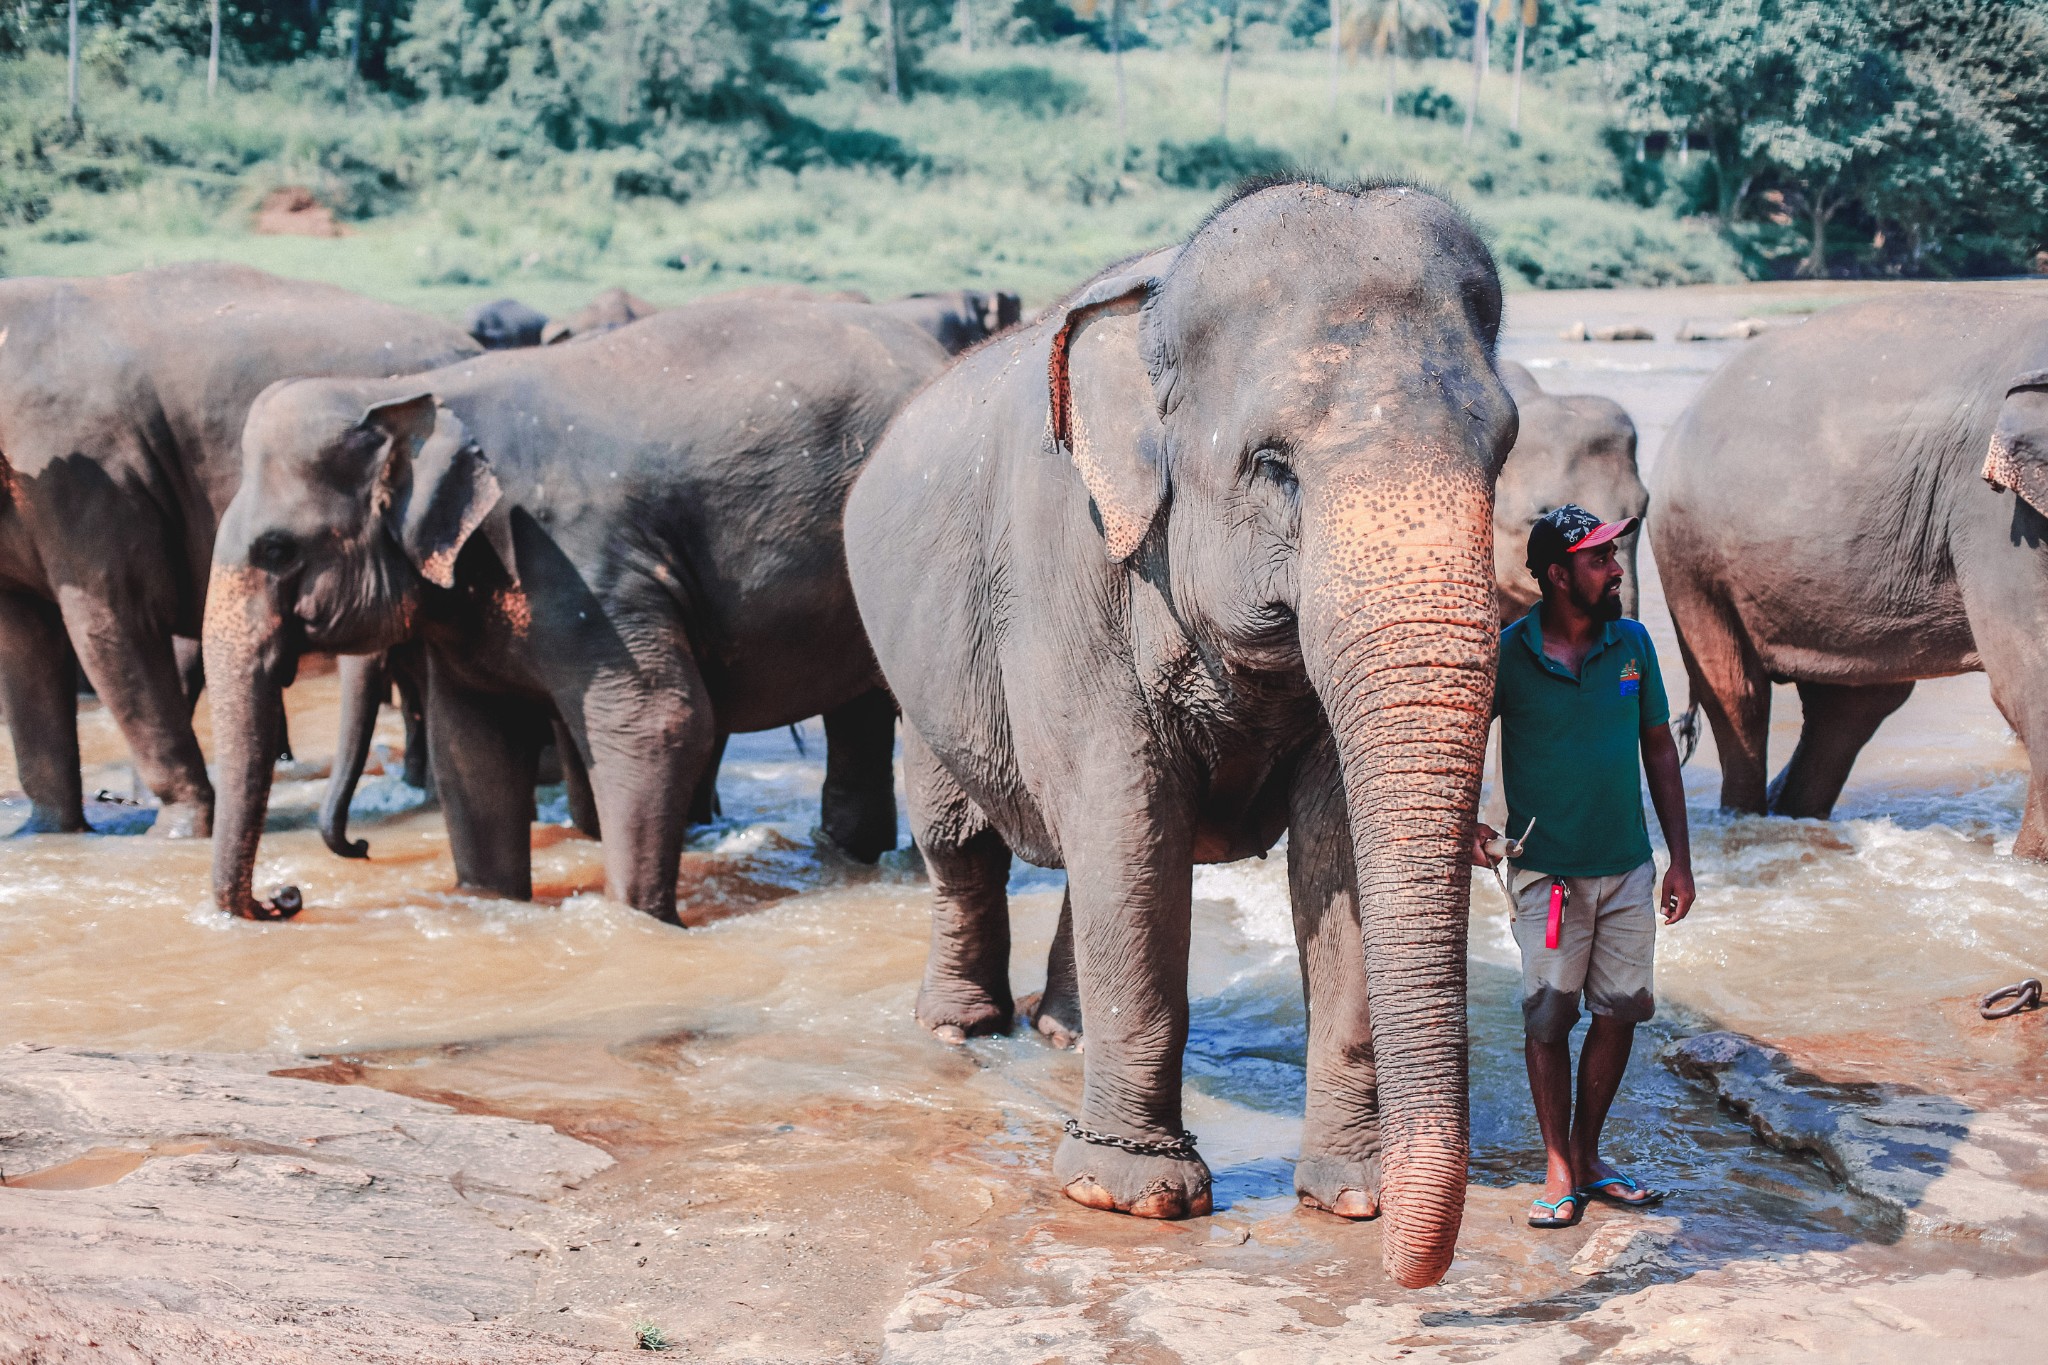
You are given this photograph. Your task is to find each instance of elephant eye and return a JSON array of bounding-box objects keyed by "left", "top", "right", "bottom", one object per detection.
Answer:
[
  {"left": 250, "top": 530, "right": 301, "bottom": 573},
  {"left": 1252, "top": 449, "right": 1297, "bottom": 490}
]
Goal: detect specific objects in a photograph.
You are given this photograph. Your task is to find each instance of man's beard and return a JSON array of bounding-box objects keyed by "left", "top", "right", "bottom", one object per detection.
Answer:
[{"left": 1571, "top": 582, "right": 1624, "bottom": 622}]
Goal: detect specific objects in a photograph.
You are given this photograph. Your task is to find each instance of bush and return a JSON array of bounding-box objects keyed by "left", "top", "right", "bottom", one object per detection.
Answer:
[
  {"left": 1395, "top": 85, "right": 1459, "bottom": 122},
  {"left": 916, "top": 64, "right": 1089, "bottom": 118},
  {"left": 1476, "top": 195, "right": 1745, "bottom": 289},
  {"left": 1155, "top": 136, "right": 1296, "bottom": 190}
]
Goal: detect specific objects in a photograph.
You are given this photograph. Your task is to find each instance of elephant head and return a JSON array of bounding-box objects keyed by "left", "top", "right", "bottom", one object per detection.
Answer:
[
  {"left": 205, "top": 382, "right": 511, "bottom": 919},
  {"left": 1049, "top": 181, "right": 1516, "bottom": 1286},
  {"left": 1492, "top": 362, "right": 1647, "bottom": 623},
  {"left": 1985, "top": 369, "right": 2048, "bottom": 516}
]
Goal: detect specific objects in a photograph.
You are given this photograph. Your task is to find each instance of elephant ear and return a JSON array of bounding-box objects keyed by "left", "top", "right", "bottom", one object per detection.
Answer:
[
  {"left": 360, "top": 393, "right": 514, "bottom": 589},
  {"left": 1047, "top": 260, "right": 1175, "bottom": 562},
  {"left": 1984, "top": 370, "right": 2048, "bottom": 518}
]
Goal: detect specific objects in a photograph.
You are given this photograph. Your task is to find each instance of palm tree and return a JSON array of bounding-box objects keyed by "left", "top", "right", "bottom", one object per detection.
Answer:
[
  {"left": 1507, "top": 0, "right": 1536, "bottom": 134},
  {"left": 1341, "top": 0, "right": 1451, "bottom": 119}
]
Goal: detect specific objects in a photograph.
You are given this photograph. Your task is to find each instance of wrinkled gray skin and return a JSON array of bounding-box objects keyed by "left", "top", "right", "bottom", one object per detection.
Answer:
[
  {"left": 1493, "top": 361, "right": 1645, "bottom": 623},
  {"left": 210, "top": 298, "right": 943, "bottom": 921},
  {"left": 539, "top": 288, "right": 659, "bottom": 345},
  {"left": 846, "top": 181, "right": 1516, "bottom": 1288},
  {"left": 0, "top": 263, "right": 477, "bottom": 837},
  {"left": 879, "top": 290, "right": 1023, "bottom": 356},
  {"left": 1655, "top": 290, "right": 2048, "bottom": 856},
  {"left": 465, "top": 297, "right": 549, "bottom": 350}
]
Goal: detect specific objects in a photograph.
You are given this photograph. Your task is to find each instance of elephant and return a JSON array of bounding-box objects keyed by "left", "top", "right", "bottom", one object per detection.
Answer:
[
  {"left": 316, "top": 642, "right": 674, "bottom": 860},
  {"left": 878, "top": 290, "right": 1024, "bottom": 356},
  {"left": 844, "top": 180, "right": 1517, "bottom": 1288},
  {"left": 539, "top": 288, "right": 659, "bottom": 345},
  {"left": 465, "top": 297, "right": 549, "bottom": 350},
  {"left": 208, "top": 295, "right": 947, "bottom": 921},
  {"left": 0, "top": 262, "right": 479, "bottom": 837},
  {"left": 1492, "top": 361, "right": 1644, "bottom": 623},
  {"left": 1652, "top": 290, "right": 2048, "bottom": 852}
]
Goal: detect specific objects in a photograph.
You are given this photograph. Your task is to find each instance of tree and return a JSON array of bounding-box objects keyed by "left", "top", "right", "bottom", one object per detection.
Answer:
[
  {"left": 1506, "top": 0, "right": 1534, "bottom": 133},
  {"left": 1341, "top": 0, "right": 1450, "bottom": 117},
  {"left": 1605, "top": 0, "right": 2048, "bottom": 275},
  {"left": 1218, "top": 0, "right": 1238, "bottom": 137},
  {"left": 1462, "top": 0, "right": 1485, "bottom": 143}
]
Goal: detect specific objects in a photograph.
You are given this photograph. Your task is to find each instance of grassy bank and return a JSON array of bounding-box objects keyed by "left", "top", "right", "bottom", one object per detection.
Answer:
[{"left": 0, "top": 43, "right": 1742, "bottom": 318}]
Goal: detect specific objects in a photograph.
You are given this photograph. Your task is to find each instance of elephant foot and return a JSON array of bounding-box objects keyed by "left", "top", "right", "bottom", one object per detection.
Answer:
[
  {"left": 1016, "top": 991, "right": 1083, "bottom": 1051},
  {"left": 1055, "top": 1131, "right": 1211, "bottom": 1219},
  {"left": 148, "top": 799, "right": 213, "bottom": 839},
  {"left": 1295, "top": 1154, "right": 1382, "bottom": 1220},
  {"left": 12, "top": 803, "right": 88, "bottom": 836},
  {"left": 816, "top": 818, "right": 896, "bottom": 866},
  {"left": 916, "top": 981, "right": 1013, "bottom": 1045}
]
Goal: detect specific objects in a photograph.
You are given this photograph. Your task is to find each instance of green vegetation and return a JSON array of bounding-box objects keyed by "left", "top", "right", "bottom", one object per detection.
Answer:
[
  {"left": 0, "top": 0, "right": 2037, "bottom": 319},
  {"left": 631, "top": 1317, "right": 673, "bottom": 1351}
]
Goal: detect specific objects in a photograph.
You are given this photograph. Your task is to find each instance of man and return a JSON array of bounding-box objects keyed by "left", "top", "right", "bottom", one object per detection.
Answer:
[{"left": 1474, "top": 504, "right": 1695, "bottom": 1229}]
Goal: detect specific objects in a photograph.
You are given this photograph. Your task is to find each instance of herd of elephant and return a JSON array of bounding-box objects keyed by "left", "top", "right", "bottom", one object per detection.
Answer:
[{"left": 4, "top": 177, "right": 2044, "bottom": 1287}]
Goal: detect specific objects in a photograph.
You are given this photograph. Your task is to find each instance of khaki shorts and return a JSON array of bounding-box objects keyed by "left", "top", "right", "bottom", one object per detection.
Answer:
[{"left": 1506, "top": 859, "right": 1658, "bottom": 1044}]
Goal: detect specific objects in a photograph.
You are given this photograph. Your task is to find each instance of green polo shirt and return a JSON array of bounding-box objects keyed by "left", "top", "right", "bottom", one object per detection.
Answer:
[{"left": 1493, "top": 607, "right": 1669, "bottom": 878}]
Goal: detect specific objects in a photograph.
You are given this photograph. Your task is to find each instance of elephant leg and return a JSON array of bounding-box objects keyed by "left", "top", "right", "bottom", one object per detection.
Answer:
[
  {"left": 1020, "top": 889, "right": 1082, "bottom": 1049},
  {"left": 1288, "top": 736, "right": 1380, "bottom": 1220},
  {"left": 687, "top": 731, "right": 726, "bottom": 828},
  {"left": 391, "top": 646, "right": 431, "bottom": 790},
  {"left": 173, "top": 635, "right": 205, "bottom": 717},
  {"left": 1963, "top": 606, "right": 2048, "bottom": 860},
  {"left": 820, "top": 688, "right": 898, "bottom": 862},
  {"left": 577, "top": 648, "right": 715, "bottom": 921},
  {"left": 0, "top": 592, "right": 86, "bottom": 834},
  {"left": 1767, "top": 680, "right": 1914, "bottom": 819},
  {"left": 904, "top": 725, "right": 1013, "bottom": 1040},
  {"left": 1052, "top": 772, "right": 1210, "bottom": 1220},
  {"left": 427, "top": 662, "right": 541, "bottom": 900},
  {"left": 1670, "top": 588, "right": 1771, "bottom": 812},
  {"left": 553, "top": 716, "right": 601, "bottom": 839},
  {"left": 55, "top": 587, "right": 213, "bottom": 837}
]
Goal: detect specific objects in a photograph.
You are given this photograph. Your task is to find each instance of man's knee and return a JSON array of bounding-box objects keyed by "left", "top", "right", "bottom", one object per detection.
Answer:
[
  {"left": 1588, "top": 986, "right": 1655, "bottom": 1026},
  {"left": 1522, "top": 986, "right": 1581, "bottom": 1044}
]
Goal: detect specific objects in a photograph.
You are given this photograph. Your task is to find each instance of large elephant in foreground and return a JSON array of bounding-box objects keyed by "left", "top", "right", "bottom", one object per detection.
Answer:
[
  {"left": 208, "top": 297, "right": 946, "bottom": 921},
  {"left": 845, "top": 181, "right": 1516, "bottom": 1288},
  {"left": 1493, "top": 361, "right": 1644, "bottom": 622},
  {"left": 1653, "top": 290, "right": 2048, "bottom": 852},
  {"left": 0, "top": 263, "right": 478, "bottom": 836}
]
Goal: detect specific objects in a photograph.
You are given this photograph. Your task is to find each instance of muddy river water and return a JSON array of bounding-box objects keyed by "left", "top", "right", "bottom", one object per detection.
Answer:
[{"left": 4, "top": 282, "right": 2048, "bottom": 1360}]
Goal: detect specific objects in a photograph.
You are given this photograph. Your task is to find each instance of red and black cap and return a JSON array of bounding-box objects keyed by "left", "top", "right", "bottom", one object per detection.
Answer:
[{"left": 1526, "top": 504, "right": 1641, "bottom": 574}]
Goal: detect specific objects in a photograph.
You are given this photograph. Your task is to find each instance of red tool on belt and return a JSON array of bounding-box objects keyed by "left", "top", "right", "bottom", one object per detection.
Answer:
[{"left": 1546, "top": 878, "right": 1567, "bottom": 950}]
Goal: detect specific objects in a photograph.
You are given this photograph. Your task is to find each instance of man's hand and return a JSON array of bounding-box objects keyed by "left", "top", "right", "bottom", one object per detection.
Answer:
[
  {"left": 1471, "top": 822, "right": 1502, "bottom": 867},
  {"left": 1660, "top": 860, "right": 1695, "bottom": 925}
]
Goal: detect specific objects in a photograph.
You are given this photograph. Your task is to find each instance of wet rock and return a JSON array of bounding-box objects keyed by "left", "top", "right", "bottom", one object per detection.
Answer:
[
  {"left": 1675, "top": 317, "right": 1769, "bottom": 341},
  {"left": 1560, "top": 321, "right": 1656, "bottom": 341},
  {"left": 1569, "top": 1215, "right": 1684, "bottom": 1276},
  {"left": 0, "top": 1044, "right": 611, "bottom": 1361},
  {"left": 1662, "top": 1031, "right": 2048, "bottom": 1247}
]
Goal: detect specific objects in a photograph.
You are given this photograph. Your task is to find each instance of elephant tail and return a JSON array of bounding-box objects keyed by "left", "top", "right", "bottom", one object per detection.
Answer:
[{"left": 1671, "top": 702, "right": 1701, "bottom": 767}]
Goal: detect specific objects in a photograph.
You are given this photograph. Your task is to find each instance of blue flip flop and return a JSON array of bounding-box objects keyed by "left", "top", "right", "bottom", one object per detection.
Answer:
[
  {"left": 1528, "top": 1191, "right": 1583, "bottom": 1229},
  {"left": 1582, "top": 1174, "right": 1666, "bottom": 1209}
]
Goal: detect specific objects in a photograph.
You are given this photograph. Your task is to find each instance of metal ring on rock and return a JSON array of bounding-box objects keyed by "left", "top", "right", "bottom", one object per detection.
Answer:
[
  {"left": 1061, "top": 1117, "right": 1201, "bottom": 1161},
  {"left": 1979, "top": 978, "right": 2042, "bottom": 1020}
]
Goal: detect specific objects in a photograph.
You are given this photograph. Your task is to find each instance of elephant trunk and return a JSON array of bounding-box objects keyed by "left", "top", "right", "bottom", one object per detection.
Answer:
[
  {"left": 1300, "top": 465, "right": 1496, "bottom": 1290},
  {"left": 204, "top": 564, "right": 302, "bottom": 920},
  {"left": 320, "top": 652, "right": 388, "bottom": 859}
]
